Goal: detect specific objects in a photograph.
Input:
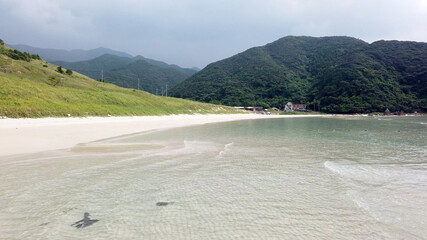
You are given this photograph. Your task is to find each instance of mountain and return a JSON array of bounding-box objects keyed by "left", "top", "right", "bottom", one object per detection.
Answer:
[
  {"left": 0, "top": 42, "right": 235, "bottom": 117},
  {"left": 9, "top": 44, "right": 133, "bottom": 62},
  {"left": 171, "top": 36, "right": 427, "bottom": 113},
  {"left": 53, "top": 54, "right": 197, "bottom": 94},
  {"left": 53, "top": 54, "right": 135, "bottom": 80},
  {"left": 133, "top": 55, "right": 198, "bottom": 75}
]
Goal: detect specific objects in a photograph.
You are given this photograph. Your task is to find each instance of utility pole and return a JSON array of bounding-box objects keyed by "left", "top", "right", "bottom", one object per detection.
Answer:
[
  {"left": 161, "top": 86, "right": 164, "bottom": 96},
  {"left": 165, "top": 84, "right": 168, "bottom": 97},
  {"left": 101, "top": 69, "right": 104, "bottom": 87},
  {"left": 156, "top": 88, "right": 158, "bottom": 95},
  {"left": 138, "top": 78, "right": 140, "bottom": 90}
]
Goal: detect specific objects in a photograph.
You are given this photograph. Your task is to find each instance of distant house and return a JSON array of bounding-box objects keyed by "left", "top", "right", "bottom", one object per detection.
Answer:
[
  {"left": 245, "top": 107, "right": 264, "bottom": 112},
  {"left": 285, "top": 102, "right": 306, "bottom": 112},
  {"left": 293, "top": 104, "right": 306, "bottom": 111}
]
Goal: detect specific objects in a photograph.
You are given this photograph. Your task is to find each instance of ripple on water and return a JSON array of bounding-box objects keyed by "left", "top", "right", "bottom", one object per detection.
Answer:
[{"left": 1, "top": 117, "right": 426, "bottom": 239}]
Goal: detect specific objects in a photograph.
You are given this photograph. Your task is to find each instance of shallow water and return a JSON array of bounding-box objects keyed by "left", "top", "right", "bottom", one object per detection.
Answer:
[{"left": 0, "top": 116, "right": 426, "bottom": 239}]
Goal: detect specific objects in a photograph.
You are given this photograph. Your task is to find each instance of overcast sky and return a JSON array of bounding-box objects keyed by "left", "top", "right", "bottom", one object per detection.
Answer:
[{"left": 1, "top": 0, "right": 426, "bottom": 68}]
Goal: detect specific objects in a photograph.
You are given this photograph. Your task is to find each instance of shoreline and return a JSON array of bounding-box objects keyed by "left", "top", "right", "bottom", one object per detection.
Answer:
[{"left": 0, "top": 114, "right": 321, "bottom": 157}]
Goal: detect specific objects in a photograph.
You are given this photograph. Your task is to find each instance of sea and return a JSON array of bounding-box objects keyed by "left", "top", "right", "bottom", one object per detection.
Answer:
[{"left": 0, "top": 116, "right": 426, "bottom": 239}]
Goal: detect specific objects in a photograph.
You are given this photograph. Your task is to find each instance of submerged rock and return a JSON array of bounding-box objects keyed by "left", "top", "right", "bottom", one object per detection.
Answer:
[
  {"left": 71, "top": 212, "right": 99, "bottom": 229},
  {"left": 156, "top": 202, "right": 174, "bottom": 206}
]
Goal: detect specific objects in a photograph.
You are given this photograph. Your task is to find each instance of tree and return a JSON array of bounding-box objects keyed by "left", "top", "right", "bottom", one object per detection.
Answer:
[
  {"left": 65, "top": 69, "right": 73, "bottom": 75},
  {"left": 0, "top": 39, "right": 4, "bottom": 46},
  {"left": 6, "top": 49, "right": 31, "bottom": 61},
  {"left": 57, "top": 66, "right": 64, "bottom": 74},
  {"left": 31, "top": 54, "right": 41, "bottom": 60}
]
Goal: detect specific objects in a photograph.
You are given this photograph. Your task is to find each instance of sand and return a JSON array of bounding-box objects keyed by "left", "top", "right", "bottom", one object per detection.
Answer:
[{"left": 0, "top": 114, "right": 319, "bottom": 157}]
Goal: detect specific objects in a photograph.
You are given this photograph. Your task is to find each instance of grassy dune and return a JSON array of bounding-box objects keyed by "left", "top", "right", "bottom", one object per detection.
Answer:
[{"left": 0, "top": 45, "right": 238, "bottom": 118}]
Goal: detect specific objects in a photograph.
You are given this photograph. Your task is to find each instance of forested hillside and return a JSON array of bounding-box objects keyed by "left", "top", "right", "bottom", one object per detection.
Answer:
[
  {"left": 171, "top": 36, "right": 426, "bottom": 113},
  {"left": 54, "top": 54, "right": 197, "bottom": 94}
]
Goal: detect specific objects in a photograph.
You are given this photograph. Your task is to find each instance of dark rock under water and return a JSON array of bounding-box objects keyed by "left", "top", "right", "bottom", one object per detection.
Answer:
[
  {"left": 156, "top": 202, "right": 174, "bottom": 206},
  {"left": 71, "top": 212, "right": 99, "bottom": 229}
]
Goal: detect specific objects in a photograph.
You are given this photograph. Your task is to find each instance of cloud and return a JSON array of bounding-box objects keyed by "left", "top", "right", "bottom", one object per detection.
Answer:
[
  {"left": 0, "top": 0, "right": 96, "bottom": 48},
  {"left": 3, "top": 0, "right": 93, "bottom": 34},
  {"left": 1, "top": 0, "right": 426, "bottom": 68}
]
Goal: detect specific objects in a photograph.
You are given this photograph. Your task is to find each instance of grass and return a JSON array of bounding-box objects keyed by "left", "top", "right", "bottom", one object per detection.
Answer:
[{"left": 0, "top": 45, "right": 241, "bottom": 118}]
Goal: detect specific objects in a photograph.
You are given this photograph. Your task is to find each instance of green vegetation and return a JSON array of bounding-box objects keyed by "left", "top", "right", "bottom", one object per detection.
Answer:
[
  {"left": 53, "top": 54, "right": 197, "bottom": 94},
  {"left": 11, "top": 44, "right": 134, "bottom": 62},
  {"left": 171, "top": 36, "right": 427, "bottom": 113},
  {"left": 0, "top": 43, "right": 41, "bottom": 62},
  {"left": 0, "top": 45, "right": 238, "bottom": 118},
  {"left": 56, "top": 66, "right": 64, "bottom": 73}
]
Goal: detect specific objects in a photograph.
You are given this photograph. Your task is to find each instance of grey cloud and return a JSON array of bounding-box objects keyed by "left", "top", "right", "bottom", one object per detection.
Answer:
[{"left": 1, "top": 0, "right": 426, "bottom": 68}]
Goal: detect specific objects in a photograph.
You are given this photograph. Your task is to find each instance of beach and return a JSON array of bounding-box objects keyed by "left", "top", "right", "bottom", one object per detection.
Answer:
[
  {"left": 0, "top": 114, "right": 319, "bottom": 157},
  {"left": 0, "top": 115, "right": 425, "bottom": 239}
]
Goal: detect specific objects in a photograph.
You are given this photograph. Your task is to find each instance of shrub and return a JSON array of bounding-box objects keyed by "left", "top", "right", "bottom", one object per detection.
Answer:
[
  {"left": 48, "top": 76, "right": 59, "bottom": 86},
  {"left": 57, "top": 66, "right": 64, "bottom": 74},
  {"left": 65, "top": 69, "right": 73, "bottom": 75},
  {"left": 6, "top": 49, "right": 31, "bottom": 62},
  {"left": 31, "top": 54, "right": 41, "bottom": 60},
  {"left": 0, "top": 39, "right": 4, "bottom": 46}
]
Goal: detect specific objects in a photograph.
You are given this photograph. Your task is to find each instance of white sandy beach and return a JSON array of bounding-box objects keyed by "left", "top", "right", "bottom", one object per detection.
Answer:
[{"left": 0, "top": 114, "right": 319, "bottom": 157}]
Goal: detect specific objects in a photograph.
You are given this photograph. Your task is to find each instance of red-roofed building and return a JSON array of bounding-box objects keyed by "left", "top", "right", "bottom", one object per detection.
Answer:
[{"left": 293, "top": 104, "right": 306, "bottom": 111}]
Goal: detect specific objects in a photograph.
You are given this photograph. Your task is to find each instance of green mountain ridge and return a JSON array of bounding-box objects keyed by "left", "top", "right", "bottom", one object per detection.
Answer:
[
  {"left": 171, "top": 36, "right": 427, "bottom": 113},
  {"left": 53, "top": 54, "right": 197, "bottom": 94},
  {"left": 0, "top": 42, "right": 236, "bottom": 118},
  {"left": 10, "top": 44, "right": 133, "bottom": 62}
]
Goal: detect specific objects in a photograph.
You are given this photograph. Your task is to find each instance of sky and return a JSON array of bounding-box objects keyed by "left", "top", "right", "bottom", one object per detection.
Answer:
[{"left": 1, "top": 0, "right": 426, "bottom": 68}]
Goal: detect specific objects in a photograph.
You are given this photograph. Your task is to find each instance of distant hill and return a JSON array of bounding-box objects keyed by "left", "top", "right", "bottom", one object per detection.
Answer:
[
  {"left": 10, "top": 44, "right": 133, "bottom": 62},
  {"left": 0, "top": 42, "right": 235, "bottom": 117},
  {"left": 133, "top": 55, "right": 198, "bottom": 75},
  {"left": 53, "top": 54, "right": 197, "bottom": 94},
  {"left": 171, "top": 36, "right": 427, "bottom": 113}
]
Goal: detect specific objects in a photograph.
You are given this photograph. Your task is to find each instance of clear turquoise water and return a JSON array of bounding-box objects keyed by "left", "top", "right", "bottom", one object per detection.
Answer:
[{"left": 0, "top": 116, "right": 426, "bottom": 239}]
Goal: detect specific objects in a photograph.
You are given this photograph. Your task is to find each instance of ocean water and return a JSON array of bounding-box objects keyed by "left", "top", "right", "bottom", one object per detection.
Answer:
[{"left": 0, "top": 116, "right": 426, "bottom": 239}]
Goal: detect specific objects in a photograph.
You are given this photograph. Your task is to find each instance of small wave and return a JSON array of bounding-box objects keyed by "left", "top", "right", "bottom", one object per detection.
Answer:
[
  {"left": 150, "top": 140, "right": 221, "bottom": 157},
  {"left": 324, "top": 160, "right": 427, "bottom": 186},
  {"left": 376, "top": 118, "right": 393, "bottom": 121},
  {"left": 217, "top": 142, "right": 234, "bottom": 158}
]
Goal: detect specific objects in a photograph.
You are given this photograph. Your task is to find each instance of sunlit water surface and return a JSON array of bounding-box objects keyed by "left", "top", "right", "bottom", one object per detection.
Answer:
[{"left": 0, "top": 116, "right": 426, "bottom": 239}]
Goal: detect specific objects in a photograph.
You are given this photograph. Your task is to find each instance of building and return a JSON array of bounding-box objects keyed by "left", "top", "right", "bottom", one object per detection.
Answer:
[
  {"left": 285, "top": 102, "right": 306, "bottom": 112},
  {"left": 245, "top": 107, "right": 264, "bottom": 112},
  {"left": 293, "top": 104, "right": 306, "bottom": 111}
]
